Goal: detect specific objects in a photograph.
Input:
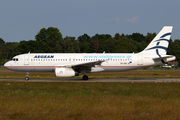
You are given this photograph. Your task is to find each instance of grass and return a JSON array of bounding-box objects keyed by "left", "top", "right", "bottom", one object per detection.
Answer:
[
  {"left": 0, "top": 82, "right": 180, "bottom": 119},
  {"left": 0, "top": 69, "right": 180, "bottom": 79},
  {"left": 1, "top": 69, "right": 180, "bottom": 119}
]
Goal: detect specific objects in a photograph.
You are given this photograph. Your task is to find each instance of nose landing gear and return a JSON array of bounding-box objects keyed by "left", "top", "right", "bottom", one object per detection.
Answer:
[{"left": 25, "top": 72, "right": 29, "bottom": 80}]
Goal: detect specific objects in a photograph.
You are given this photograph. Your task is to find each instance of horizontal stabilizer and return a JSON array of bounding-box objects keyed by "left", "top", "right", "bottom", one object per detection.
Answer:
[
  {"left": 153, "top": 55, "right": 176, "bottom": 63},
  {"left": 152, "top": 55, "right": 175, "bottom": 60}
]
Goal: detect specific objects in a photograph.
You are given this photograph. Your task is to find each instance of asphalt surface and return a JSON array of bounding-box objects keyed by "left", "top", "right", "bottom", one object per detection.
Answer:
[{"left": 0, "top": 78, "right": 180, "bottom": 83}]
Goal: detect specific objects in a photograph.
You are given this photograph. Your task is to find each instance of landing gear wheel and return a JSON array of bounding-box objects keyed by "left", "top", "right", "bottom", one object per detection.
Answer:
[
  {"left": 25, "top": 77, "right": 29, "bottom": 81},
  {"left": 82, "top": 75, "right": 88, "bottom": 80},
  {"left": 25, "top": 72, "right": 29, "bottom": 81}
]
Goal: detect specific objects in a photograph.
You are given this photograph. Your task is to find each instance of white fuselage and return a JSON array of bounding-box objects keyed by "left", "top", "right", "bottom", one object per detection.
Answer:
[{"left": 4, "top": 53, "right": 163, "bottom": 72}]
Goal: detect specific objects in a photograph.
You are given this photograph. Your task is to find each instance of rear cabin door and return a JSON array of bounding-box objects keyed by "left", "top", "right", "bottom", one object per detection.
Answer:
[{"left": 137, "top": 55, "right": 143, "bottom": 65}]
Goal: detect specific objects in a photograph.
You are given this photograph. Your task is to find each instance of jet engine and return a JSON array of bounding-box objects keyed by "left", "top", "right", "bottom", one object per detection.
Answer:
[{"left": 55, "top": 68, "right": 78, "bottom": 77}]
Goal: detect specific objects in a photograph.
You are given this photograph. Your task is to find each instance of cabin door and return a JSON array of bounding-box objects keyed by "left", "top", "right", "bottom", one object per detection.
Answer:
[
  {"left": 24, "top": 55, "right": 29, "bottom": 65},
  {"left": 137, "top": 55, "right": 143, "bottom": 65}
]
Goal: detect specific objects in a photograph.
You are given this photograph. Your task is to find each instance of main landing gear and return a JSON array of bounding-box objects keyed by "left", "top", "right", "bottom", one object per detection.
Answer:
[
  {"left": 81, "top": 69, "right": 88, "bottom": 80},
  {"left": 82, "top": 75, "right": 88, "bottom": 80}
]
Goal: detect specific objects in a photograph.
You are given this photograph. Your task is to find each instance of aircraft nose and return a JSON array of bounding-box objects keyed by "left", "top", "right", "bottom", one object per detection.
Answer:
[{"left": 4, "top": 61, "right": 10, "bottom": 68}]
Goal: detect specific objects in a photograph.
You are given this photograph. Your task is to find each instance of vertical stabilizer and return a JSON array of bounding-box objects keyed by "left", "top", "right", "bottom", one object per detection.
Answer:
[{"left": 139, "top": 26, "right": 173, "bottom": 56}]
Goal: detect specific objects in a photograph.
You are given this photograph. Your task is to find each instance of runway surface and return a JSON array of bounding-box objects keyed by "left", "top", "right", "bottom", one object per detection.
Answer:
[{"left": 0, "top": 78, "right": 180, "bottom": 83}]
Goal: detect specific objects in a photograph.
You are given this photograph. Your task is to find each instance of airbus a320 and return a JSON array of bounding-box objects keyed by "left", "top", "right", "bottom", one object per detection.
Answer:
[{"left": 4, "top": 26, "right": 176, "bottom": 80}]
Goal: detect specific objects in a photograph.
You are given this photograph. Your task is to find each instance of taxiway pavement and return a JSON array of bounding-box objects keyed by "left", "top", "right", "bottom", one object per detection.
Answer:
[{"left": 0, "top": 78, "right": 180, "bottom": 83}]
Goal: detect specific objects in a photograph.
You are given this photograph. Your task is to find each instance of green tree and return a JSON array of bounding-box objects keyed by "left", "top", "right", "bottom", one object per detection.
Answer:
[
  {"left": 0, "top": 38, "right": 5, "bottom": 45},
  {"left": 168, "top": 39, "right": 180, "bottom": 66},
  {"left": 129, "top": 33, "right": 145, "bottom": 42},
  {"left": 145, "top": 33, "right": 156, "bottom": 44},
  {"left": 114, "top": 37, "right": 138, "bottom": 53},
  {"left": 35, "top": 27, "right": 63, "bottom": 42},
  {"left": 0, "top": 43, "right": 8, "bottom": 59},
  {"left": 6, "top": 42, "right": 20, "bottom": 59},
  {"left": 114, "top": 33, "right": 121, "bottom": 40},
  {"left": 90, "top": 34, "right": 112, "bottom": 53},
  {"left": 63, "top": 36, "right": 80, "bottom": 53},
  {"left": 17, "top": 40, "right": 44, "bottom": 53},
  {"left": 98, "top": 38, "right": 115, "bottom": 53},
  {"left": 78, "top": 34, "right": 91, "bottom": 43},
  {"left": 35, "top": 27, "right": 63, "bottom": 53},
  {"left": 78, "top": 34, "right": 91, "bottom": 53},
  {"left": 91, "top": 34, "right": 111, "bottom": 40}
]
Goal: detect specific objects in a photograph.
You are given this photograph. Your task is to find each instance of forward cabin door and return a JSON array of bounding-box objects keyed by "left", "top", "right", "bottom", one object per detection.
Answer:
[
  {"left": 137, "top": 55, "right": 143, "bottom": 65},
  {"left": 24, "top": 55, "right": 29, "bottom": 65}
]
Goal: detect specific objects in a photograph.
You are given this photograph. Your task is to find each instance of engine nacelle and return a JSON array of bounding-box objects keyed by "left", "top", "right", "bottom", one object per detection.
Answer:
[{"left": 55, "top": 68, "right": 75, "bottom": 77}]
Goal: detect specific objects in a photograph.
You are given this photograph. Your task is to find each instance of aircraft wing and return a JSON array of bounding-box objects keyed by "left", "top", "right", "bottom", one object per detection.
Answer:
[
  {"left": 72, "top": 60, "right": 104, "bottom": 68},
  {"left": 59, "top": 60, "right": 105, "bottom": 68}
]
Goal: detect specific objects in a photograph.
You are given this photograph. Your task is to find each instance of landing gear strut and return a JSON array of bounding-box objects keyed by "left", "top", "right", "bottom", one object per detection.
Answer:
[
  {"left": 81, "top": 70, "right": 88, "bottom": 80},
  {"left": 82, "top": 75, "right": 88, "bottom": 80},
  {"left": 25, "top": 72, "right": 29, "bottom": 80}
]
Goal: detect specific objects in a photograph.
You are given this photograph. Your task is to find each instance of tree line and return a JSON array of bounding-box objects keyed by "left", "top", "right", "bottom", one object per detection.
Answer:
[{"left": 0, "top": 27, "right": 179, "bottom": 66}]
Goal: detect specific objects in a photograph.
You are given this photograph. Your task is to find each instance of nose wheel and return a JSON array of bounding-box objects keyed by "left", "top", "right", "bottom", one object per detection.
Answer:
[
  {"left": 25, "top": 77, "right": 29, "bottom": 80},
  {"left": 82, "top": 75, "right": 88, "bottom": 80},
  {"left": 25, "top": 72, "right": 29, "bottom": 81}
]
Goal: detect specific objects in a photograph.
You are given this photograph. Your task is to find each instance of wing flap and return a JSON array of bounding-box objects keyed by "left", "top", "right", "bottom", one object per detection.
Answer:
[
  {"left": 56, "top": 60, "right": 105, "bottom": 68},
  {"left": 72, "top": 60, "right": 104, "bottom": 67}
]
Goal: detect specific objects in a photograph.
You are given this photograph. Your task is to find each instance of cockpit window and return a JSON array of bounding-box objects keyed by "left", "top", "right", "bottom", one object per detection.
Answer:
[
  {"left": 11, "top": 58, "right": 15, "bottom": 61},
  {"left": 11, "top": 58, "right": 18, "bottom": 61}
]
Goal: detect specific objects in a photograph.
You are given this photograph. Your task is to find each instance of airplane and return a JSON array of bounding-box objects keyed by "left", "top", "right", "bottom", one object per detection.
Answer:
[{"left": 4, "top": 26, "right": 176, "bottom": 80}]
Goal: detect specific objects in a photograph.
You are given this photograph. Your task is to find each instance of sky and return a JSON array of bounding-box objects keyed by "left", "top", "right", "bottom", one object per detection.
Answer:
[{"left": 0, "top": 0, "right": 180, "bottom": 42}]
